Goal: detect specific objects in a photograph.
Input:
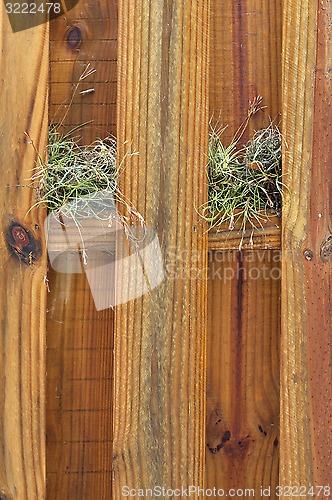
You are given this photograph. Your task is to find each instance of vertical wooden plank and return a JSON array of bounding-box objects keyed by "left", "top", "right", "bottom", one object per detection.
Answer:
[
  {"left": 47, "top": 2, "right": 117, "bottom": 498},
  {"left": 207, "top": 0, "right": 282, "bottom": 494},
  {"left": 281, "top": 0, "right": 332, "bottom": 487},
  {"left": 206, "top": 251, "right": 280, "bottom": 494},
  {"left": 210, "top": 0, "right": 282, "bottom": 144},
  {"left": 113, "top": 0, "right": 209, "bottom": 494},
  {"left": 0, "top": 7, "right": 48, "bottom": 500}
]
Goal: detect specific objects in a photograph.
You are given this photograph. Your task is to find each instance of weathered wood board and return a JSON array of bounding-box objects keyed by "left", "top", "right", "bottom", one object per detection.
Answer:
[
  {"left": 207, "top": 250, "right": 280, "bottom": 494},
  {"left": 113, "top": 0, "right": 209, "bottom": 495},
  {"left": 0, "top": 6, "right": 48, "bottom": 499},
  {"left": 210, "top": 0, "right": 282, "bottom": 145},
  {"left": 281, "top": 0, "right": 332, "bottom": 488},
  {"left": 207, "top": 1, "right": 282, "bottom": 495},
  {"left": 0, "top": 0, "right": 330, "bottom": 497},
  {"left": 49, "top": 1, "right": 117, "bottom": 143},
  {"left": 46, "top": 1, "right": 117, "bottom": 498}
]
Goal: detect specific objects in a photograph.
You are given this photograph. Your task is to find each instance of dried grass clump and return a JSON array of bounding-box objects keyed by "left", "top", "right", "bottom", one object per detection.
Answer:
[
  {"left": 200, "top": 120, "right": 286, "bottom": 235},
  {"left": 29, "top": 125, "right": 145, "bottom": 232},
  {"left": 31, "top": 126, "right": 118, "bottom": 216},
  {"left": 28, "top": 63, "right": 144, "bottom": 231}
]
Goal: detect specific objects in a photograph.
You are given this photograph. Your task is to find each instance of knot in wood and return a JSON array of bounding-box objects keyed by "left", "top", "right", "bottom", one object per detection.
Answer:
[
  {"left": 320, "top": 235, "right": 332, "bottom": 262},
  {"left": 6, "top": 222, "right": 41, "bottom": 266},
  {"left": 66, "top": 26, "right": 82, "bottom": 50},
  {"left": 303, "top": 248, "right": 314, "bottom": 261},
  {"left": 11, "top": 225, "right": 29, "bottom": 247}
]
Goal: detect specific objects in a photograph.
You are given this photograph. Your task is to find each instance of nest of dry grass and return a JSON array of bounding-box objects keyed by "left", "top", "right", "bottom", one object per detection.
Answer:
[
  {"left": 31, "top": 126, "right": 118, "bottom": 216},
  {"left": 199, "top": 103, "right": 287, "bottom": 236},
  {"left": 29, "top": 125, "right": 144, "bottom": 228}
]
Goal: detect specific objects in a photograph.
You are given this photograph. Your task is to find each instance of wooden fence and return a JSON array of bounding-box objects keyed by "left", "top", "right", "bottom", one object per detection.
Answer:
[{"left": 0, "top": 0, "right": 331, "bottom": 498}]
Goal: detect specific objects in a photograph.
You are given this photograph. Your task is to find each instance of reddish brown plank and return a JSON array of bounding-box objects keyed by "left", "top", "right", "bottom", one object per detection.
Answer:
[
  {"left": 208, "top": 215, "right": 281, "bottom": 251},
  {"left": 46, "top": 1, "right": 117, "bottom": 498},
  {"left": 207, "top": 1, "right": 282, "bottom": 495},
  {"left": 281, "top": 0, "right": 332, "bottom": 488},
  {"left": 207, "top": 250, "right": 280, "bottom": 495},
  {"left": 210, "top": 0, "right": 282, "bottom": 144}
]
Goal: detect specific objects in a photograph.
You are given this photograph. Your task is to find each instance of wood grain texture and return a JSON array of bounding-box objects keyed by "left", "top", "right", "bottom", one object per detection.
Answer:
[
  {"left": 281, "top": 0, "right": 332, "bottom": 487},
  {"left": 207, "top": 1, "right": 282, "bottom": 495},
  {"left": 206, "top": 250, "right": 280, "bottom": 495},
  {"left": 46, "top": 272, "right": 114, "bottom": 498},
  {"left": 113, "top": 0, "right": 209, "bottom": 494},
  {"left": 47, "top": 1, "right": 117, "bottom": 498},
  {"left": 0, "top": 7, "right": 48, "bottom": 499},
  {"left": 208, "top": 215, "right": 281, "bottom": 251},
  {"left": 210, "top": 0, "right": 282, "bottom": 145},
  {"left": 49, "top": 0, "right": 117, "bottom": 143}
]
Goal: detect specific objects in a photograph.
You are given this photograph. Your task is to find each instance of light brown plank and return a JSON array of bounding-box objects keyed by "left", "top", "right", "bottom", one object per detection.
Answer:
[
  {"left": 281, "top": 0, "right": 332, "bottom": 487},
  {"left": 113, "top": 0, "right": 209, "bottom": 494},
  {"left": 0, "top": 7, "right": 48, "bottom": 499},
  {"left": 206, "top": 250, "right": 280, "bottom": 495},
  {"left": 46, "top": 1, "right": 117, "bottom": 498}
]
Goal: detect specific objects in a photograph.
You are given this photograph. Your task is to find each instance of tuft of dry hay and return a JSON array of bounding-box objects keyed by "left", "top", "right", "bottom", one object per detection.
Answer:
[
  {"left": 31, "top": 125, "right": 117, "bottom": 214},
  {"left": 27, "top": 63, "right": 144, "bottom": 233},
  {"left": 199, "top": 110, "right": 287, "bottom": 238},
  {"left": 28, "top": 125, "right": 145, "bottom": 239}
]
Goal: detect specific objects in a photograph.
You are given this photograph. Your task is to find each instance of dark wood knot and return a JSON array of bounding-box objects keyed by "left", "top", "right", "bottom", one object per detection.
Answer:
[{"left": 66, "top": 26, "right": 82, "bottom": 50}]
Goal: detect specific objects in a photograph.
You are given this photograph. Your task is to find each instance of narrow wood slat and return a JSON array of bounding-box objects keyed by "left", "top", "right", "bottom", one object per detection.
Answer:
[
  {"left": 38, "top": 215, "right": 280, "bottom": 252},
  {"left": 207, "top": 0, "right": 282, "bottom": 494},
  {"left": 113, "top": 0, "right": 209, "bottom": 494},
  {"left": 206, "top": 250, "right": 280, "bottom": 493},
  {"left": 208, "top": 215, "right": 281, "bottom": 251},
  {"left": 281, "top": 0, "right": 332, "bottom": 487},
  {"left": 0, "top": 7, "right": 48, "bottom": 499},
  {"left": 46, "top": 1, "right": 117, "bottom": 498},
  {"left": 208, "top": 229, "right": 281, "bottom": 251}
]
